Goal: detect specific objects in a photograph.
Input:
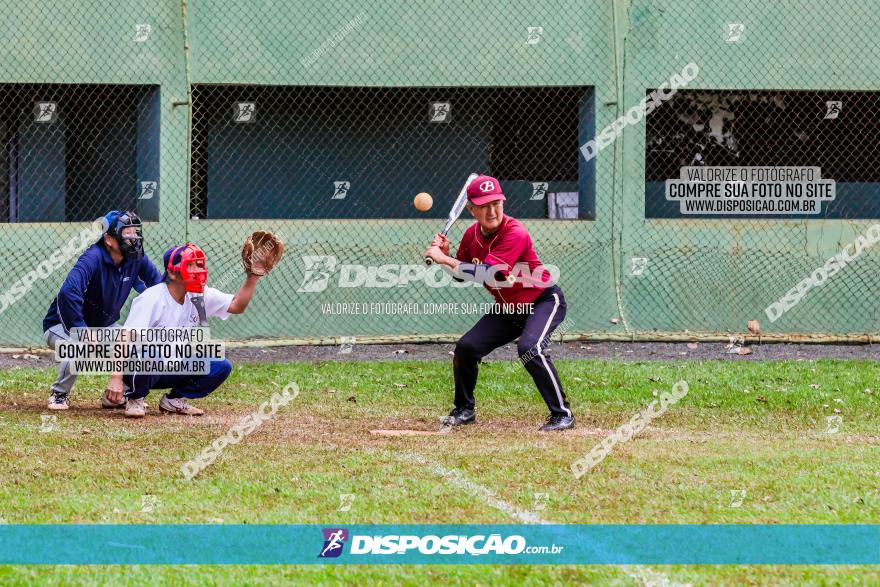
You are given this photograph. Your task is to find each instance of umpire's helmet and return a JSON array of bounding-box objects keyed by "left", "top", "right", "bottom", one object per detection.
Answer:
[{"left": 102, "top": 210, "right": 144, "bottom": 260}]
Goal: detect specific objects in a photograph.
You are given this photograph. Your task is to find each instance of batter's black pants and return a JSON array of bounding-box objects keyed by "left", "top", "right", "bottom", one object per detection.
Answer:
[{"left": 453, "top": 285, "right": 572, "bottom": 417}]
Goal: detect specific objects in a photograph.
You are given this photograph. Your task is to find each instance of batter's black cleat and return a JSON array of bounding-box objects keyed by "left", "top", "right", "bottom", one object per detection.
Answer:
[
  {"left": 440, "top": 407, "right": 476, "bottom": 427},
  {"left": 540, "top": 414, "right": 575, "bottom": 432}
]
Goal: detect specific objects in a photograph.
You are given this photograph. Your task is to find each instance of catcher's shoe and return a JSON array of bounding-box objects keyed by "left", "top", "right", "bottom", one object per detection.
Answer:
[
  {"left": 159, "top": 395, "right": 204, "bottom": 416},
  {"left": 540, "top": 414, "right": 575, "bottom": 432},
  {"left": 47, "top": 393, "right": 70, "bottom": 411},
  {"left": 125, "top": 397, "right": 146, "bottom": 418},
  {"left": 440, "top": 407, "right": 475, "bottom": 426},
  {"left": 101, "top": 390, "right": 126, "bottom": 409}
]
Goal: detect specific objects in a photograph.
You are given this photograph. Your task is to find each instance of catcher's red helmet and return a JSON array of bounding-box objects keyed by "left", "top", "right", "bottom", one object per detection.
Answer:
[{"left": 163, "top": 243, "right": 208, "bottom": 293}]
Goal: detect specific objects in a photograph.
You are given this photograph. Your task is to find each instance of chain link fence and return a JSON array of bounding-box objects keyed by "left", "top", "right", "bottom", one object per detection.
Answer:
[
  {"left": 190, "top": 85, "right": 589, "bottom": 220},
  {"left": 624, "top": 0, "right": 880, "bottom": 339},
  {"left": 2, "top": 1, "right": 880, "bottom": 346},
  {"left": 0, "top": 83, "right": 161, "bottom": 223}
]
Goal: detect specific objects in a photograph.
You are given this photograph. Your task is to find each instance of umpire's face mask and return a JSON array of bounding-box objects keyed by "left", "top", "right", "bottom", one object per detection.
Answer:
[{"left": 117, "top": 226, "right": 144, "bottom": 260}]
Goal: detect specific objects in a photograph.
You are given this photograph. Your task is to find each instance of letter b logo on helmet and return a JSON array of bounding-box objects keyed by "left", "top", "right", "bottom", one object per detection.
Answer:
[{"left": 479, "top": 180, "right": 495, "bottom": 193}]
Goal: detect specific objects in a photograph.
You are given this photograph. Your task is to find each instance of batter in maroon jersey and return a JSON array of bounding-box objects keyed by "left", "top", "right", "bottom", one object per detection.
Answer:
[{"left": 424, "top": 174, "right": 574, "bottom": 431}]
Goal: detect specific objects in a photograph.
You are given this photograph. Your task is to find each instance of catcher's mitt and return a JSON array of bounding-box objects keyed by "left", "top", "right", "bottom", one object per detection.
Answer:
[{"left": 241, "top": 231, "right": 285, "bottom": 276}]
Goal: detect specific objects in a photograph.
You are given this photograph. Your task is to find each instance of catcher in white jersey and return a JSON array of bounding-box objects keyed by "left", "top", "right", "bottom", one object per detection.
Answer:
[{"left": 112, "top": 233, "right": 284, "bottom": 418}]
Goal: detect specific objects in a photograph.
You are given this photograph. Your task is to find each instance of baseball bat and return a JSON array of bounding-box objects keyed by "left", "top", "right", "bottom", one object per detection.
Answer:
[{"left": 425, "top": 172, "right": 479, "bottom": 266}]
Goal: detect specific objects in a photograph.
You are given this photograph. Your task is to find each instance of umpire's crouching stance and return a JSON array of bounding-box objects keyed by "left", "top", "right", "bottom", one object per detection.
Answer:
[{"left": 424, "top": 175, "right": 574, "bottom": 431}]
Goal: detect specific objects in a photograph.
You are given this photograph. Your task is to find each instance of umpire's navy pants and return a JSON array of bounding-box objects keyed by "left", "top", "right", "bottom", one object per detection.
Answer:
[
  {"left": 123, "top": 359, "right": 232, "bottom": 400},
  {"left": 453, "top": 285, "right": 572, "bottom": 417}
]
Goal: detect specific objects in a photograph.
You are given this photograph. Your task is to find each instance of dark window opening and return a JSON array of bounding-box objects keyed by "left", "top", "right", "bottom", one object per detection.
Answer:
[
  {"left": 190, "top": 85, "right": 593, "bottom": 220},
  {"left": 645, "top": 90, "right": 880, "bottom": 219},
  {"left": 0, "top": 83, "right": 160, "bottom": 223}
]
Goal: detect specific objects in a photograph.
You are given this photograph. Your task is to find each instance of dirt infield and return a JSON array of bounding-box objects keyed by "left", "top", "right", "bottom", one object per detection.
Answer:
[{"left": 3, "top": 340, "right": 880, "bottom": 371}]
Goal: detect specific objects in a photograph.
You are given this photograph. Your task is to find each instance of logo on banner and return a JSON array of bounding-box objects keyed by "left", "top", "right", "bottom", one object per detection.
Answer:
[
  {"left": 319, "top": 528, "right": 349, "bottom": 558},
  {"left": 429, "top": 102, "right": 450, "bottom": 123},
  {"left": 824, "top": 101, "right": 842, "bottom": 120},
  {"left": 530, "top": 182, "right": 548, "bottom": 200},
  {"left": 332, "top": 181, "right": 350, "bottom": 200},
  {"left": 630, "top": 257, "right": 648, "bottom": 276},
  {"left": 526, "top": 27, "right": 544, "bottom": 44},
  {"left": 139, "top": 181, "right": 158, "bottom": 200},
  {"left": 134, "top": 24, "right": 152, "bottom": 42},
  {"left": 234, "top": 102, "right": 256, "bottom": 123},
  {"left": 35, "top": 102, "right": 58, "bottom": 123},
  {"left": 725, "top": 23, "right": 745, "bottom": 43}
]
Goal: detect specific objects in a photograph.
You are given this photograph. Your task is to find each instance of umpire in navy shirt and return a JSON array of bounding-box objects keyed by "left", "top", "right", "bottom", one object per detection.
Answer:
[{"left": 42, "top": 210, "right": 162, "bottom": 410}]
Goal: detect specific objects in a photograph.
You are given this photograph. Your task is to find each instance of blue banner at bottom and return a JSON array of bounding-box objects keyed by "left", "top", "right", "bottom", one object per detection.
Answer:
[{"left": 0, "top": 525, "right": 877, "bottom": 565}]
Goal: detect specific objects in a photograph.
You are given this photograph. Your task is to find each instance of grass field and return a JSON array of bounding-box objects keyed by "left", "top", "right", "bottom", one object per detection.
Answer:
[{"left": 0, "top": 356, "right": 878, "bottom": 585}]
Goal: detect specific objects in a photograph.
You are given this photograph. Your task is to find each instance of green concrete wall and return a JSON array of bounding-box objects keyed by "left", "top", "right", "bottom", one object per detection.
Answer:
[{"left": 1, "top": 1, "right": 879, "bottom": 346}]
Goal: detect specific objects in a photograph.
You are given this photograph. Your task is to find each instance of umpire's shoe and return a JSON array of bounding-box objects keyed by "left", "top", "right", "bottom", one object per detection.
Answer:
[
  {"left": 440, "top": 407, "right": 476, "bottom": 426},
  {"left": 540, "top": 414, "right": 575, "bottom": 432},
  {"left": 47, "top": 393, "right": 70, "bottom": 411}
]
